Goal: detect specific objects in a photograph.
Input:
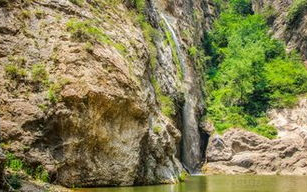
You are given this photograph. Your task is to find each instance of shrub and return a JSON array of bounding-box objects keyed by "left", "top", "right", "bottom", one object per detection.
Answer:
[
  {"left": 5, "top": 153, "right": 23, "bottom": 171},
  {"left": 188, "top": 46, "right": 198, "bottom": 57},
  {"left": 7, "top": 174, "right": 22, "bottom": 189},
  {"left": 153, "top": 126, "right": 162, "bottom": 134},
  {"left": 31, "top": 63, "right": 48, "bottom": 83},
  {"left": 69, "top": 0, "right": 84, "bottom": 7},
  {"left": 263, "top": 57, "right": 307, "bottom": 107},
  {"left": 129, "top": 0, "right": 146, "bottom": 12},
  {"left": 21, "top": 10, "right": 32, "bottom": 19},
  {"left": 287, "top": 0, "right": 307, "bottom": 24},
  {"left": 34, "top": 9, "right": 46, "bottom": 19},
  {"left": 66, "top": 19, "right": 128, "bottom": 55},
  {"left": 262, "top": 5, "right": 277, "bottom": 23},
  {"left": 229, "top": 0, "right": 253, "bottom": 15},
  {"left": 4, "top": 64, "right": 27, "bottom": 80},
  {"left": 46, "top": 78, "right": 70, "bottom": 103},
  {"left": 178, "top": 171, "right": 188, "bottom": 182},
  {"left": 34, "top": 165, "right": 49, "bottom": 182},
  {"left": 66, "top": 19, "right": 105, "bottom": 42}
]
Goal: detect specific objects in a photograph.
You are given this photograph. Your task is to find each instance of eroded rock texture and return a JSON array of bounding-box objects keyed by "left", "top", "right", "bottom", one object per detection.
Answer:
[
  {"left": 0, "top": 0, "right": 214, "bottom": 187},
  {"left": 0, "top": 147, "right": 5, "bottom": 188},
  {"left": 203, "top": 99, "right": 307, "bottom": 175},
  {"left": 252, "top": 0, "right": 307, "bottom": 59}
]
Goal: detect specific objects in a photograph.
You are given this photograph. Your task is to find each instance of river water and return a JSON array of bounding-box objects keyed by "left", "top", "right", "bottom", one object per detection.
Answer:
[{"left": 75, "top": 175, "right": 307, "bottom": 192}]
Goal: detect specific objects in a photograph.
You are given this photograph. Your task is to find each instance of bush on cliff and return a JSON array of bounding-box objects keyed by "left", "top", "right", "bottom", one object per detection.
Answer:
[{"left": 287, "top": 0, "right": 307, "bottom": 24}]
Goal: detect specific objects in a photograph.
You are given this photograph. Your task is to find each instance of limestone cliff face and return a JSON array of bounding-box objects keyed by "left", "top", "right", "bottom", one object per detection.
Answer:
[
  {"left": 0, "top": 0, "right": 215, "bottom": 187},
  {"left": 252, "top": 0, "right": 307, "bottom": 59}
]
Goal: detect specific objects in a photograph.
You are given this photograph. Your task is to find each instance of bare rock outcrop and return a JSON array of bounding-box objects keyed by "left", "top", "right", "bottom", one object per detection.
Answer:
[
  {"left": 252, "top": 0, "right": 307, "bottom": 59},
  {"left": 203, "top": 99, "right": 307, "bottom": 175}
]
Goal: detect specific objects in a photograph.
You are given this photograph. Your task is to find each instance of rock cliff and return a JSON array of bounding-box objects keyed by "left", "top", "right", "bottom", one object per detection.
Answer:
[
  {"left": 0, "top": 0, "right": 215, "bottom": 188},
  {"left": 0, "top": 147, "right": 5, "bottom": 188},
  {"left": 252, "top": 0, "right": 307, "bottom": 59}
]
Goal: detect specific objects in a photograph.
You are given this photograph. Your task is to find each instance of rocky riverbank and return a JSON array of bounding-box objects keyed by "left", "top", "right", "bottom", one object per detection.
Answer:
[{"left": 203, "top": 99, "right": 307, "bottom": 175}]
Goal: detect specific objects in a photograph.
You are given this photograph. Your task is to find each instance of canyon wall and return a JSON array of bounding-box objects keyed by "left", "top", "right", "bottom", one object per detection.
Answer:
[{"left": 0, "top": 0, "right": 215, "bottom": 187}]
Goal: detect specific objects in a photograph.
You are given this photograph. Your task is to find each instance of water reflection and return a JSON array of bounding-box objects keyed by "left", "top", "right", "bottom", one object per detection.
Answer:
[{"left": 75, "top": 175, "right": 307, "bottom": 192}]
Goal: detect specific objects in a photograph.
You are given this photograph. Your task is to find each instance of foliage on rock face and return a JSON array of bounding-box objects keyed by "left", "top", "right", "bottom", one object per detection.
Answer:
[
  {"left": 4, "top": 56, "right": 27, "bottom": 81},
  {"left": 129, "top": 0, "right": 177, "bottom": 118},
  {"left": 7, "top": 174, "right": 22, "bottom": 189},
  {"left": 31, "top": 63, "right": 48, "bottom": 83},
  {"left": 5, "top": 153, "right": 50, "bottom": 186},
  {"left": 152, "top": 78, "right": 175, "bottom": 117},
  {"left": 287, "top": 0, "right": 307, "bottom": 24},
  {"left": 205, "top": 0, "right": 307, "bottom": 138},
  {"left": 66, "top": 19, "right": 127, "bottom": 55}
]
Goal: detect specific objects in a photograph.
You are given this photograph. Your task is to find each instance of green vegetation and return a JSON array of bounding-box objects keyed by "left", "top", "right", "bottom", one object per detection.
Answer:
[
  {"left": 129, "top": 0, "right": 176, "bottom": 117},
  {"left": 31, "top": 63, "right": 48, "bottom": 84},
  {"left": 21, "top": 10, "right": 32, "bottom": 19},
  {"left": 6, "top": 153, "right": 23, "bottom": 172},
  {"left": 178, "top": 171, "right": 188, "bottom": 182},
  {"left": 262, "top": 5, "right": 277, "bottom": 22},
  {"left": 136, "top": 16, "right": 158, "bottom": 69},
  {"left": 34, "top": 165, "right": 50, "bottom": 182},
  {"left": 69, "top": 0, "right": 84, "bottom": 7},
  {"left": 229, "top": 0, "right": 253, "bottom": 15},
  {"left": 4, "top": 56, "right": 28, "bottom": 81},
  {"left": 5, "top": 152, "right": 50, "bottom": 187},
  {"left": 66, "top": 19, "right": 109, "bottom": 42},
  {"left": 66, "top": 19, "right": 128, "bottom": 55},
  {"left": 128, "top": 0, "right": 159, "bottom": 69},
  {"left": 34, "top": 9, "right": 46, "bottom": 19},
  {"left": 47, "top": 79, "right": 70, "bottom": 103},
  {"left": 164, "top": 30, "right": 183, "bottom": 81},
  {"left": 7, "top": 174, "right": 22, "bottom": 189},
  {"left": 84, "top": 41, "right": 94, "bottom": 53},
  {"left": 4, "top": 64, "right": 27, "bottom": 80},
  {"left": 287, "top": 0, "right": 307, "bottom": 24},
  {"left": 153, "top": 125, "right": 162, "bottom": 134},
  {"left": 204, "top": 0, "right": 307, "bottom": 138},
  {"left": 152, "top": 78, "right": 175, "bottom": 117}
]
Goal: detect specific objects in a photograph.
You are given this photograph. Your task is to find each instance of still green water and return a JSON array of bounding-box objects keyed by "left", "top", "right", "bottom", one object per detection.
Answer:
[{"left": 75, "top": 175, "right": 307, "bottom": 192}]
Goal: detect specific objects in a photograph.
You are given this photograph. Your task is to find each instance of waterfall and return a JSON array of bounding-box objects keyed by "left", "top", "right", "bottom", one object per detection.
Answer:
[{"left": 160, "top": 14, "right": 202, "bottom": 173}]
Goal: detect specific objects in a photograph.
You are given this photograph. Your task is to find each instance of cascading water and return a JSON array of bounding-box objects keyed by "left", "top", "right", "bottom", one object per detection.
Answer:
[{"left": 161, "top": 14, "right": 203, "bottom": 173}]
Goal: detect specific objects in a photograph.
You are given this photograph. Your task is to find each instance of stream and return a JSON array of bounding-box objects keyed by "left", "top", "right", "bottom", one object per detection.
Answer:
[{"left": 75, "top": 175, "right": 307, "bottom": 192}]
